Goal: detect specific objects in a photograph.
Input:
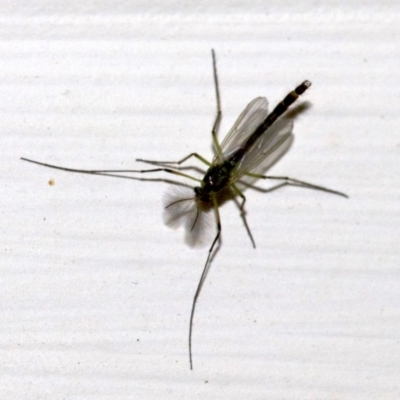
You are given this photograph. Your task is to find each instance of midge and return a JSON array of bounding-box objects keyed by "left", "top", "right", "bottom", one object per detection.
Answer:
[{"left": 21, "top": 50, "right": 347, "bottom": 370}]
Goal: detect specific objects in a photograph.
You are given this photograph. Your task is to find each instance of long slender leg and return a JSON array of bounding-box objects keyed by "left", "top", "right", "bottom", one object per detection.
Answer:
[
  {"left": 231, "top": 183, "right": 256, "bottom": 249},
  {"left": 138, "top": 50, "right": 223, "bottom": 170},
  {"left": 211, "top": 49, "right": 223, "bottom": 155},
  {"left": 21, "top": 157, "right": 202, "bottom": 183},
  {"left": 136, "top": 152, "right": 211, "bottom": 167},
  {"left": 243, "top": 170, "right": 348, "bottom": 198},
  {"left": 189, "top": 195, "right": 221, "bottom": 370},
  {"left": 231, "top": 183, "right": 246, "bottom": 210},
  {"left": 263, "top": 175, "right": 348, "bottom": 198}
]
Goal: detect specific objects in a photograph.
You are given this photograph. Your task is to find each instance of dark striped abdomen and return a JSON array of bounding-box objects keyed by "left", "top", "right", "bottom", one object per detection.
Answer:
[{"left": 241, "top": 80, "right": 311, "bottom": 152}]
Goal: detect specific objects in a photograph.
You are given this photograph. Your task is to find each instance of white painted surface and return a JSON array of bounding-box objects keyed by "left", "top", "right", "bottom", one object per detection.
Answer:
[{"left": 1, "top": 2, "right": 399, "bottom": 398}]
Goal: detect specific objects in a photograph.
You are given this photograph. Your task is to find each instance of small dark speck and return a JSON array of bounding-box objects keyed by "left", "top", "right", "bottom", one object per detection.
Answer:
[{"left": 48, "top": 179, "right": 55, "bottom": 186}]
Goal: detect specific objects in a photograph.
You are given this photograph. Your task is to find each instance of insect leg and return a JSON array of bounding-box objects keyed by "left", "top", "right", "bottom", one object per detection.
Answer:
[
  {"left": 264, "top": 175, "right": 348, "bottom": 197},
  {"left": 137, "top": 50, "right": 223, "bottom": 170},
  {"left": 231, "top": 183, "right": 256, "bottom": 249},
  {"left": 127, "top": 167, "right": 202, "bottom": 183},
  {"left": 231, "top": 183, "right": 247, "bottom": 210},
  {"left": 21, "top": 157, "right": 201, "bottom": 183},
  {"left": 189, "top": 194, "right": 221, "bottom": 370},
  {"left": 138, "top": 50, "right": 223, "bottom": 170},
  {"left": 20, "top": 157, "right": 142, "bottom": 176},
  {"left": 136, "top": 153, "right": 211, "bottom": 167},
  {"left": 211, "top": 49, "right": 223, "bottom": 155},
  {"left": 245, "top": 170, "right": 348, "bottom": 198}
]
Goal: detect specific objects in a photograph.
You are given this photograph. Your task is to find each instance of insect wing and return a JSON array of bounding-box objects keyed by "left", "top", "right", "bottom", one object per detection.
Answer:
[
  {"left": 213, "top": 97, "right": 269, "bottom": 163},
  {"left": 233, "top": 117, "right": 294, "bottom": 184}
]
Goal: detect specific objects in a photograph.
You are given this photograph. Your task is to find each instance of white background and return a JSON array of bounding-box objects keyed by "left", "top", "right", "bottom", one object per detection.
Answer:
[{"left": 1, "top": 1, "right": 400, "bottom": 399}]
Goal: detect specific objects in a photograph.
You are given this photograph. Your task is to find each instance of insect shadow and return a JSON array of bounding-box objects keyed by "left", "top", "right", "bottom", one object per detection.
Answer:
[{"left": 21, "top": 49, "right": 348, "bottom": 370}]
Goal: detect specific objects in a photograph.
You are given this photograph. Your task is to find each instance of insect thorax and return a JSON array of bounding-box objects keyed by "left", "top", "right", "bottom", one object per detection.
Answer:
[{"left": 194, "top": 160, "right": 235, "bottom": 202}]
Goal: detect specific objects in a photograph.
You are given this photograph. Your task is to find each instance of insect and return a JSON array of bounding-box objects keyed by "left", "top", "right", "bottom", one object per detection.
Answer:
[{"left": 21, "top": 50, "right": 347, "bottom": 370}]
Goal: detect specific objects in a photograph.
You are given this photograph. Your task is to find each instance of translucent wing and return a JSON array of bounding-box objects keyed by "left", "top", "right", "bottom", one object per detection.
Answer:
[
  {"left": 213, "top": 97, "right": 269, "bottom": 164},
  {"left": 232, "top": 117, "right": 294, "bottom": 183}
]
